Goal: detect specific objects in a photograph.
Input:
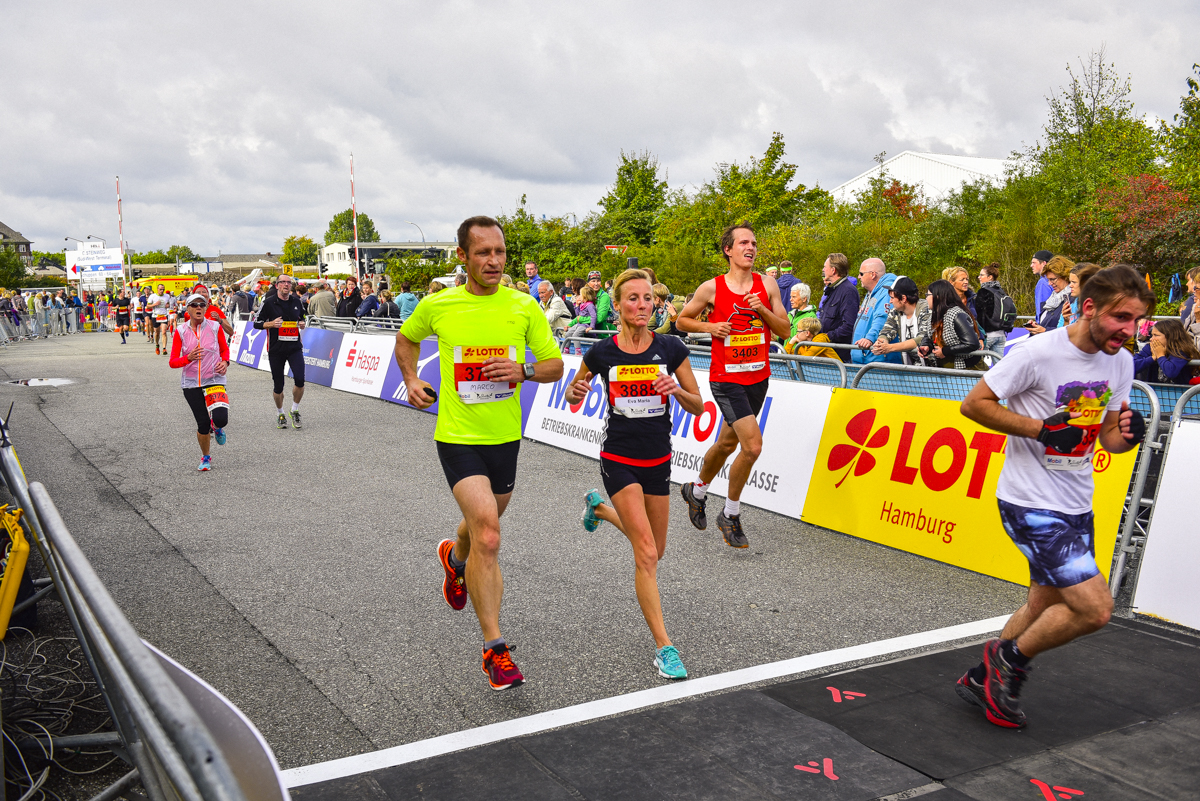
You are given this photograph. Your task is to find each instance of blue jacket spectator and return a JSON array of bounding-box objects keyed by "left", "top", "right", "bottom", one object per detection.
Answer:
[
  {"left": 355, "top": 284, "right": 380, "bottom": 317},
  {"left": 851, "top": 259, "right": 897, "bottom": 365},
  {"left": 818, "top": 253, "right": 859, "bottom": 362},
  {"left": 397, "top": 282, "right": 419, "bottom": 319},
  {"left": 776, "top": 261, "right": 799, "bottom": 311},
  {"left": 524, "top": 261, "right": 544, "bottom": 299},
  {"left": 1133, "top": 319, "right": 1199, "bottom": 385},
  {"left": 1031, "top": 249, "right": 1054, "bottom": 317}
]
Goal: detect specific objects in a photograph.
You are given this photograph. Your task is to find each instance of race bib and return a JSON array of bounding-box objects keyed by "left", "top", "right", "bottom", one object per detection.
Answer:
[
  {"left": 1042, "top": 405, "right": 1103, "bottom": 471},
  {"left": 155, "top": 313, "right": 167, "bottom": 323},
  {"left": 724, "top": 332, "right": 767, "bottom": 372},
  {"left": 203, "top": 386, "right": 229, "bottom": 412},
  {"left": 608, "top": 364, "right": 666, "bottom": 418},
  {"left": 453, "top": 346, "right": 517, "bottom": 404},
  {"left": 278, "top": 321, "right": 300, "bottom": 342}
]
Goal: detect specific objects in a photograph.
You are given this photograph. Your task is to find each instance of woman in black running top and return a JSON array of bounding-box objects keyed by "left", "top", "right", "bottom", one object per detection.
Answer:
[{"left": 566, "top": 268, "right": 705, "bottom": 680}]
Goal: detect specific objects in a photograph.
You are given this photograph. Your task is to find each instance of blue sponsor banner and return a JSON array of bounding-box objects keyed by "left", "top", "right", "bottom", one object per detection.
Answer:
[
  {"left": 286, "top": 328, "right": 342, "bottom": 386},
  {"left": 236, "top": 324, "right": 268, "bottom": 368},
  {"left": 379, "top": 338, "right": 541, "bottom": 430}
]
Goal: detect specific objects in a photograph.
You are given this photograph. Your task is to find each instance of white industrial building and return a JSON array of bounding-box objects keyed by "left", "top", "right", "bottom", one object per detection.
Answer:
[{"left": 830, "top": 151, "right": 1011, "bottom": 204}]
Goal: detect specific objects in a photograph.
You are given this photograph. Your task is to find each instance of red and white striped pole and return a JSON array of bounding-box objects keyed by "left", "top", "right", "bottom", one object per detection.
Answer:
[
  {"left": 116, "top": 176, "right": 129, "bottom": 286},
  {"left": 350, "top": 153, "right": 360, "bottom": 281}
]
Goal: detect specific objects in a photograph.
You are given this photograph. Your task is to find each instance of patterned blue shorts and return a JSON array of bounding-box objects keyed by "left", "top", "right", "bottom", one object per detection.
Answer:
[{"left": 996, "top": 499, "right": 1100, "bottom": 588}]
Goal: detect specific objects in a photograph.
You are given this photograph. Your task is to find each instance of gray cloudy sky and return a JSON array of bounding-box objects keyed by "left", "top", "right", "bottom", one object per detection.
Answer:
[{"left": 3, "top": 1, "right": 1197, "bottom": 256}]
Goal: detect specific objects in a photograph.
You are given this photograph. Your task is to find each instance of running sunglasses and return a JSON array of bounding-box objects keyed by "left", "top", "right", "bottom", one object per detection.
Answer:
[{"left": 187, "top": 301, "right": 207, "bottom": 308}]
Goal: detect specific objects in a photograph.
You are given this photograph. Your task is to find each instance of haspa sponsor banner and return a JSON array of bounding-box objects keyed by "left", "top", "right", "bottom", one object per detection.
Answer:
[
  {"left": 286, "top": 327, "right": 343, "bottom": 387},
  {"left": 523, "top": 354, "right": 832, "bottom": 518},
  {"left": 801, "top": 388, "right": 1137, "bottom": 585},
  {"left": 331, "top": 334, "right": 393, "bottom": 398},
  {"left": 235, "top": 321, "right": 268, "bottom": 369},
  {"left": 379, "top": 338, "right": 542, "bottom": 429},
  {"left": 1131, "top": 420, "right": 1200, "bottom": 630}
]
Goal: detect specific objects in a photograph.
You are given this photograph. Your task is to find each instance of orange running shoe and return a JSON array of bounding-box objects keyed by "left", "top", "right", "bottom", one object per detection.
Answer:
[
  {"left": 482, "top": 644, "right": 525, "bottom": 691},
  {"left": 437, "top": 539, "right": 467, "bottom": 611}
]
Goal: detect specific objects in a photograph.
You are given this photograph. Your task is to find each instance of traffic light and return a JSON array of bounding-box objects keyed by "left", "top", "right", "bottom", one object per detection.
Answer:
[
  {"left": 131, "top": 269, "right": 143, "bottom": 279},
  {"left": 319, "top": 263, "right": 327, "bottom": 275}
]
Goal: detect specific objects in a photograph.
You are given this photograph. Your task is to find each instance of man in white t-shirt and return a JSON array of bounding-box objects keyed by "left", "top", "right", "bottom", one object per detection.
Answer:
[
  {"left": 955, "top": 264, "right": 1155, "bottom": 729},
  {"left": 147, "top": 285, "right": 172, "bottom": 355}
]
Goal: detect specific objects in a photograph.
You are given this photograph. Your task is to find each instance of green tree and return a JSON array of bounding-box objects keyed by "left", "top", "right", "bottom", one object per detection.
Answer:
[
  {"left": 1161, "top": 63, "right": 1200, "bottom": 195},
  {"left": 282, "top": 235, "right": 319, "bottom": 265},
  {"left": 597, "top": 150, "right": 668, "bottom": 245},
  {"left": 165, "top": 245, "right": 201, "bottom": 262},
  {"left": 1021, "top": 48, "right": 1159, "bottom": 211},
  {"left": 0, "top": 247, "right": 29, "bottom": 287},
  {"left": 325, "top": 210, "right": 380, "bottom": 245},
  {"left": 31, "top": 251, "right": 65, "bottom": 267}
]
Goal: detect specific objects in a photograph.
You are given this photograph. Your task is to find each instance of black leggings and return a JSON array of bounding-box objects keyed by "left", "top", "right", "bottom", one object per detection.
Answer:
[
  {"left": 268, "top": 348, "right": 305, "bottom": 395},
  {"left": 183, "top": 386, "right": 229, "bottom": 435}
]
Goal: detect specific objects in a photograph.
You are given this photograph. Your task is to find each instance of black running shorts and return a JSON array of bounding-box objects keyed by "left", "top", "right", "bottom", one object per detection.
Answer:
[
  {"left": 267, "top": 348, "right": 305, "bottom": 394},
  {"left": 709, "top": 378, "right": 769, "bottom": 425},
  {"left": 601, "top": 456, "right": 671, "bottom": 498},
  {"left": 436, "top": 440, "right": 520, "bottom": 495}
]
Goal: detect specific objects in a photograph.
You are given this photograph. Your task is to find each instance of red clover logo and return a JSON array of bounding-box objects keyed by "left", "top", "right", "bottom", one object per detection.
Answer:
[{"left": 828, "top": 409, "right": 890, "bottom": 488}]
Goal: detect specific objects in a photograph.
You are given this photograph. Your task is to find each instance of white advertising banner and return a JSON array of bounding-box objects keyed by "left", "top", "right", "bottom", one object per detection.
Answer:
[
  {"left": 330, "top": 334, "right": 393, "bottom": 398},
  {"left": 1132, "top": 419, "right": 1200, "bottom": 630},
  {"left": 524, "top": 354, "right": 832, "bottom": 518}
]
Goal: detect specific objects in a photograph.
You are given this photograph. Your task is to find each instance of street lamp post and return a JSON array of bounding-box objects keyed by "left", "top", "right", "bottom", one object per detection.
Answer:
[
  {"left": 405, "top": 221, "right": 425, "bottom": 242},
  {"left": 87, "top": 235, "right": 107, "bottom": 246}
]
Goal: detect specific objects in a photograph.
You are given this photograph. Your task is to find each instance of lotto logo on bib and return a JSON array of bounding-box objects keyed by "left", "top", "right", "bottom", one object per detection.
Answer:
[
  {"left": 803, "top": 388, "right": 1136, "bottom": 585},
  {"left": 608, "top": 364, "right": 665, "bottom": 418}
]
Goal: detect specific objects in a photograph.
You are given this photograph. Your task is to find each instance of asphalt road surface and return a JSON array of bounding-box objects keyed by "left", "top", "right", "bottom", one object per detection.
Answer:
[{"left": 0, "top": 332, "right": 1025, "bottom": 770}]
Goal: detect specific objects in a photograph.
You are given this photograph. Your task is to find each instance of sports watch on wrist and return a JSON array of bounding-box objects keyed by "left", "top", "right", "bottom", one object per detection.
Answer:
[{"left": 523, "top": 362, "right": 536, "bottom": 381}]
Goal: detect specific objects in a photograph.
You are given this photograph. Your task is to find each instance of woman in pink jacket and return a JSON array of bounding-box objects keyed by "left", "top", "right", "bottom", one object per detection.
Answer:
[{"left": 169, "top": 294, "right": 231, "bottom": 471}]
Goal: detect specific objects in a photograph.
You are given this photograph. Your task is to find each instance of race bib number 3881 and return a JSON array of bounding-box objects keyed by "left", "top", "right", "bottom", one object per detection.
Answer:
[
  {"left": 608, "top": 364, "right": 666, "bottom": 417},
  {"left": 454, "top": 346, "right": 518, "bottom": 404}
]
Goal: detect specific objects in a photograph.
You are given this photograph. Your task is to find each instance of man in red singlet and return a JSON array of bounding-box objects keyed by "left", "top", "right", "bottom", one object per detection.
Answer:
[{"left": 676, "top": 222, "right": 790, "bottom": 548}]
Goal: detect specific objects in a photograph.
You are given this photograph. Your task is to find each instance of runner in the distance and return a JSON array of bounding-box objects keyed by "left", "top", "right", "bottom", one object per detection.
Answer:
[
  {"left": 254, "top": 273, "right": 307, "bottom": 429},
  {"left": 676, "top": 222, "right": 790, "bottom": 548},
  {"left": 114, "top": 288, "right": 131, "bottom": 344},
  {"left": 168, "top": 293, "right": 230, "bottom": 471},
  {"left": 147, "top": 284, "right": 171, "bottom": 354},
  {"left": 568, "top": 268, "right": 704, "bottom": 680},
  {"left": 956, "top": 264, "right": 1153, "bottom": 728},
  {"left": 395, "top": 215, "right": 563, "bottom": 691}
]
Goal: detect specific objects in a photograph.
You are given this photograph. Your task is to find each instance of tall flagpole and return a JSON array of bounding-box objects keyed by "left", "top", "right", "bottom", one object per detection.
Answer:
[
  {"left": 116, "top": 176, "right": 129, "bottom": 286},
  {"left": 350, "top": 153, "right": 360, "bottom": 281}
]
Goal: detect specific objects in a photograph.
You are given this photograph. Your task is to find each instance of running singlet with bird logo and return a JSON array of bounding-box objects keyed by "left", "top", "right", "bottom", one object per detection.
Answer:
[{"left": 708, "top": 273, "right": 771, "bottom": 385}]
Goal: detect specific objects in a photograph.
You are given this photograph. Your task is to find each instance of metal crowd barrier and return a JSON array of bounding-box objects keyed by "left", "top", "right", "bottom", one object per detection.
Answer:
[
  {"left": 1108, "top": 380, "right": 1162, "bottom": 597},
  {"left": 0, "top": 418, "right": 252, "bottom": 801},
  {"left": 1116, "top": 384, "right": 1200, "bottom": 610}
]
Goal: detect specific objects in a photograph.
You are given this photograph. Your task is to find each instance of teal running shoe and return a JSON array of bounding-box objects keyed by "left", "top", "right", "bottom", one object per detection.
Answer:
[
  {"left": 213, "top": 427, "right": 226, "bottom": 446},
  {"left": 197, "top": 455, "right": 212, "bottom": 472},
  {"left": 654, "top": 645, "right": 687, "bottom": 680},
  {"left": 581, "top": 489, "right": 604, "bottom": 532}
]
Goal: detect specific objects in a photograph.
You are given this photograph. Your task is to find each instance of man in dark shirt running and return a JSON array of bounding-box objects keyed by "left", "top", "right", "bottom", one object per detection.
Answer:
[{"left": 254, "top": 274, "right": 307, "bottom": 429}]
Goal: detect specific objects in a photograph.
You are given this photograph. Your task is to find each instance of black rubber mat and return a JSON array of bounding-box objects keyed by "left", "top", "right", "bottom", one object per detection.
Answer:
[{"left": 290, "top": 619, "right": 1200, "bottom": 800}]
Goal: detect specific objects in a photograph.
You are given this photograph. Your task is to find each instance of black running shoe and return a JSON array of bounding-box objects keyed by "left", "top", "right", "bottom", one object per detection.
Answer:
[
  {"left": 981, "top": 639, "right": 1029, "bottom": 728},
  {"left": 954, "top": 670, "right": 986, "bottom": 712},
  {"left": 716, "top": 511, "right": 748, "bottom": 548},
  {"left": 680, "top": 482, "right": 707, "bottom": 530},
  {"left": 289, "top": 410, "right": 302, "bottom": 430},
  {"left": 276, "top": 412, "right": 288, "bottom": 430}
]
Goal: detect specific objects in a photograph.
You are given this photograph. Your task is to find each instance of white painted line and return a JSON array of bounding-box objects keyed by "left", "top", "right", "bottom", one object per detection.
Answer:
[{"left": 282, "top": 614, "right": 1009, "bottom": 788}]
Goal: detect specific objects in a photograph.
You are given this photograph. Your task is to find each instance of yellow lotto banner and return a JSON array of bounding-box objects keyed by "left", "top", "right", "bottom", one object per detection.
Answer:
[{"left": 801, "top": 388, "right": 1137, "bottom": 585}]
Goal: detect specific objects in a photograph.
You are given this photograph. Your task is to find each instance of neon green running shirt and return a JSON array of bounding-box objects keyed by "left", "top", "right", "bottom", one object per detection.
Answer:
[{"left": 402, "top": 285, "right": 560, "bottom": 444}]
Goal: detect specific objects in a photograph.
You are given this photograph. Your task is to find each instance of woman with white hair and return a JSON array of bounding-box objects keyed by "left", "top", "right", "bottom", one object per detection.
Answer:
[{"left": 785, "top": 282, "right": 817, "bottom": 347}]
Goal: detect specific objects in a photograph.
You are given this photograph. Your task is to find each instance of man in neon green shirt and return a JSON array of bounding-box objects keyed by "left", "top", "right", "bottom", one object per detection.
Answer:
[{"left": 395, "top": 215, "right": 564, "bottom": 691}]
